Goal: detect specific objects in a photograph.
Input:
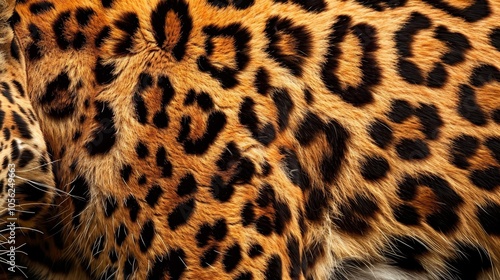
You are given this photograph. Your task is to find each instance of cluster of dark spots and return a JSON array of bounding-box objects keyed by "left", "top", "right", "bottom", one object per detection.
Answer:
[
  {"left": 333, "top": 194, "right": 379, "bottom": 234},
  {"left": 443, "top": 242, "right": 492, "bottom": 279},
  {"left": 272, "top": 0, "right": 326, "bottom": 12},
  {"left": 197, "top": 23, "right": 251, "bottom": 88},
  {"left": 85, "top": 101, "right": 117, "bottom": 155},
  {"left": 168, "top": 198, "right": 196, "bottom": 230},
  {"left": 183, "top": 90, "right": 214, "bottom": 111},
  {"left": 422, "top": 0, "right": 490, "bottom": 22},
  {"left": 393, "top": 174, "right": 463, "bottom": 232},
  {"left": 239, "top": 97, "right": 276, "bottom": 145},
  {"left": 151, "top": 0, "right": 192, "bottom": 60},
  {"left": 382, "top": 236, "right": 428, "bottom": 271},
  {"left": 196, "top": 218, "right": 228, "bottom": 248},
  {"left": 147, "top": 249, "right": 186, "bottom": 279},
  {"left": 395, "top": 12, "right": 470, "bottom": 87},
  {"left": 208, "top": 0, "right": 254, "bottom": 9},
  {"left": 322, "top": 16, "right": 380, "bottom": 106},
  {"left": 177, "top": 111, "right": 227, "bottom": 154},
  {"left": 264, "top": 16, "right": 312, "bottom": 77},
  {"left": 113, "top": 12, "right": 140, "bottom": 55}
]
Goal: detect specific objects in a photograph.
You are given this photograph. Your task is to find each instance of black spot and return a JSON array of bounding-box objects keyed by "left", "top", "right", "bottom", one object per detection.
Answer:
[
  {"left": 145, "top": 184, "right": 164, "bottom": 207},
  {"left": 138, "top": 175, "right": 147, "bottom": 185},
  {"left": 196, "top": 92, "right": 214, "bottom": 111},
  {"left": 10, "top": 140, "right": 19, "bottom": 160},
  {"left": 458, "top": 84, "right": 487, "bottom": 126},
  {"left": 104, "top": 196, "right": 118, "bottom": 217},
  {"left": 491, "top": 28, "right": 500, "bottom": 51},
  {"left": 264, "top": 255, "right": 283, "bottom": 280},
  {"left": 388, "top": 99, "right": 413, "bottom": 123},
  {"left": 196, "top": 224, "right": 212, "bottom": 248},
  {"left": 470, "top": 166, "right": 500, "bottom": 191},
  {"left": 200, "top": 246, "right": 219, "bottom": 267},
  {"left": 70, "top": 176, "right": 90, "bottom": 227},
  {"left": 115, "top": 223, "right": 128, "bottom": 246},
  {"left": 113, "top": 12, "right": 140, "bottom": 55},
  {"left": 151, "top": 0, "right": 192, "bottom": 60},
  {"left": 279, "top": 148, "right": 311, "bottom": 191},
  {"left": 422, "top": 0, "right": 490, "bottom": 22},
  {"left": 53, "top": 11, "right": 71, "bottom": 50},
  {"left": 322, "top": 17, "right": 380, "bottom": 106},
  {"left": 477, "top": 201, "right": 500, "bottom": 235},
  {"left": 95, "top": 57, "right": 118, "bottom": 85},
  {"left": 147, "top": 249, "right": 186, "bottom": 280},
  {"left": 133, "top": 91, "right": 148, "bottom": 124},
  {"left": 12, "top": 80, "right": 24, "bottom": 97},
  {"left": 12, "top": 112, "right": 32, "bottom": 139},
  {"left": 485, "top": 137, "right": 500, "bottom": 163},
  {"left": 305, "top": 188, "right": 329, "bottom": 222},
  {"left": 383, "top": 236, "right": 428, "bottom": 272},
  {"left": 230, "top": 157, "right": 255, "bottom": 185},
  {"left": 197, "top": 23, "right": 251, "bottom": 88},
  {"left": 241, "top": 202, "right": 255, "bottom": 226},
  {"left": 450, "top": 135, "right": 479, "bottom": 169},
  {"left": 30, "top": 1, "right": 54, "bottom": 15},
  {"left": 123, "top": 255, "right": 138, "bottom": 279},
  {"left": 234, "top": 272, "right": 253, "bottom": 280},
  {"left": 360, "top": 156, "right": 389, "bottom": 180},
  {"left": 255, "top": 67, "right": 270, "bottom": 95},
  {"left": 210, "top": 175, "right": 234, "bottom": 202},
  {"left": 334, "top": 194, "right": 379, "bottom": 235},
  {"left": 75, "top": 7, "right": 95, "bottom": 27},
  {"left": 265, "top": 16, "right": 312, "bottom": 77},
  {"left": 248, "top": 243, "right": 263, "bottom": 258},
  {"left": 272, "top": 89, "right": 294, "bottom": 131},
  {"left": 216, "top": 142, "right": 241, "bottom": 171},
  {"left": 444, "top": 243, "right": 492, "bottom": 279},
  {"left": 396, "top": 138, "right": 430, "bottom": 160},
  {"left": 156, "top": 146, "right": 172, "bottom": 178},
  {"left": 274, "top": 200, "right": 292, "bottom": 235},
  {"left": 91, "top": 235, "right": 106, "bottom": 259},
  {"left": 352, "top": 0, "right": 406, "bottom": 10},
  {"left": 257, "top": 184, "right": 276, "bottom": 207},
  {"left": 177, "top": 111, "right": 227, "bottom": 154},
  {"left": 18, "top": 150, "right": 34, "bottom": 168},
  {"left": 85, "top": 101, "right": 116, "bottom": 155},
  {"left": 274, "top": 0, "right": 325, "bottom": 12},
  {"left": 168, "top": 199, "right": 195, "bottom": 230},
  {"left": 256, "top": 215, "right": 274, "bottom": 236},
  {"left": 139, "top": 220, "right": 155, "bottom": 252},
  {"left": 109, "top": 249, "right": 118, "bottom": 263},
  {"left": 223, "top": 243, "right": 242, "bottom": 272},
  {"left": 95, "top": 26, "right": 111, "bottom": 48},
  {"left": 136, "top": 142, "right": 149, "bottom": 158},
  {"left": 177, "top": 173, "right": 197, "bottom": 197},
  {"left": 321, "top": 120, "right": 349, "bottom": 182},
  {"left": 239, "top": 97, "right": 276, "bottom": 145},
  {"left": 393, "top": 204, "right": 420, "bottom": 225},
  {"left": 125, "top": 195, "right": 140, "bottom": 222},
  {"left": 120, "top": 164, "right": 132, "bottom": 182},
  {"left": 470, "top": 64, "right": 500, "bottom": 87},
  {"left": 101, "top": 0, "right": 113, "bottom": 8},
  {"left": 287, "top": 236, "right": 301, "bottom": 279}
]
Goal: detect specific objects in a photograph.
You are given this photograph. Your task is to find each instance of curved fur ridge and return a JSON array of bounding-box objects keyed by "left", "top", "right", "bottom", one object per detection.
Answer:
[{"left": 2, "top": 0, "right": 500, "bottom": 279}]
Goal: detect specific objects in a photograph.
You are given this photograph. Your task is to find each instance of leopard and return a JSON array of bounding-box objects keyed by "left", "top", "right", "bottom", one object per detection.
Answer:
[{"left": 0, "top": 0, "right": 500, "bottom": 279}]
